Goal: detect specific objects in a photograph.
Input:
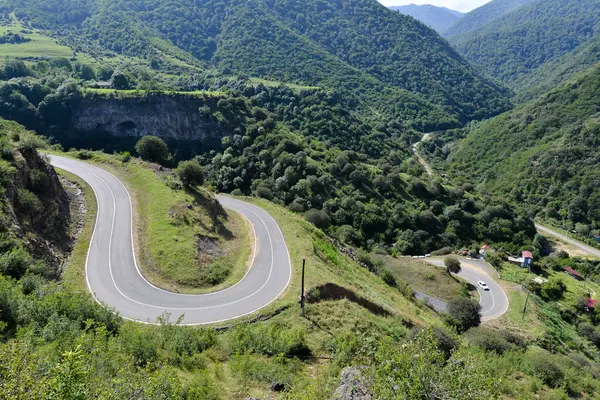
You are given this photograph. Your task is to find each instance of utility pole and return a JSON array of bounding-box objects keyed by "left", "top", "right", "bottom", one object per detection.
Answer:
[
  {"left": 301, "top": 259, "right": 306, "bottom": 317},
  {"left": 522, "top": 290, "right": 530, "bottom": 321}
]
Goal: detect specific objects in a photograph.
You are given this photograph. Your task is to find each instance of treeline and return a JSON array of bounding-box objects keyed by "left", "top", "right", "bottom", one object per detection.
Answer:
[{"left": 4, "top": 0, "right": 511, "bottom": 126}]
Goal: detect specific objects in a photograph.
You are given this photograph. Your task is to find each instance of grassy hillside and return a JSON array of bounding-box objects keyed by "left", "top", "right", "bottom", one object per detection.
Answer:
[
  {"left": 449, "top": 64, "right": 600, "bottom": 235},
  {"left": 449, "top": 0, "right": 600, "bottom": 88},
  {"left": 0, "top": 121, "right": 600, "bottom": 398},
  {"left": 0, "top": 16, "right": 74, "bottom": 59}
]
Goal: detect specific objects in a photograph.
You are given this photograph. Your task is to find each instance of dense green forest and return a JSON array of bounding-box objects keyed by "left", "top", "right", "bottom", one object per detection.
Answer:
[
  {"left": 449, "top": 0, "right": 600, "bottom": 89},
  {"left": 443, "top": 0, "right": 538, "bottom": 37},
  {"left": 514, "top": 36, "right": 600, "bottom": 101},
  {"left": 448, "top": 63, "right": 600, "bottom": 236},
  {"left": 1, "top": 0, "right": 510, "bottom": 126}
]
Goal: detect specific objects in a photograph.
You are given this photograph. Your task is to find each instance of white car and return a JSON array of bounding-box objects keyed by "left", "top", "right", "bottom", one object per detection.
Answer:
[{"left": 478, "top": 281, "right": 490, "bottom": 291}]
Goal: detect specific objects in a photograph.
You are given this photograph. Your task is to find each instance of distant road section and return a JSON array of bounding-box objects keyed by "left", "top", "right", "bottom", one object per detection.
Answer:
[
  {"left": 412, "top": 133, "right": 433, "bottom": 177},
  {"left": 424, "top": 257, "right": 509, "bottom": 321},
  {"left": 49, "top": 155, "right": 292, "bottom": 325},
  {"left": 536, "top": 223, "right": 600, "bottom": 259}
]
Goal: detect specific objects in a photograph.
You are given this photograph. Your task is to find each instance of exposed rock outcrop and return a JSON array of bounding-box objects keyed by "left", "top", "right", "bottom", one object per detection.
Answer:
[
  {"left": 331, "top": 367, "right": 373, "bottom": 400},
  {"left": 4, "top": 147, "right": 71, "bottom": 273}
]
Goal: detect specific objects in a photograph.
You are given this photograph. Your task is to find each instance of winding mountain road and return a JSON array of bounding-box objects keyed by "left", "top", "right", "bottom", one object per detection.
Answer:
[
  {"left": 50, "top": 155, "right": 292, "bottom": 325},
  {"left": 421, "top": 257, "right": 509, "bottom": 321}
]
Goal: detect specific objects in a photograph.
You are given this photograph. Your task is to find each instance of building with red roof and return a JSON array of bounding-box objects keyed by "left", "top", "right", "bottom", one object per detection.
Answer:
[
  {"left": 564, "top": 266, "right": 583, "bottom": 280},
  {"left": 521, "top": 251, "right": 533, "bottom": 269}
]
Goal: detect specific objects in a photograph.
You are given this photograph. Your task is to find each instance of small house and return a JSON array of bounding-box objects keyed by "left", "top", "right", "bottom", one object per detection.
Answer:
[
  {"left": 521, "top": 251, "right": 533, "bottom": 269},
  {"left": 564, "top": 266, "right": 583, "bottom": 280},
  {"left": 479, "top": 244, "right": 489, "bottom": 256},
  {"left": 587, "top": 298, "right": 597, "bottom": 308}
]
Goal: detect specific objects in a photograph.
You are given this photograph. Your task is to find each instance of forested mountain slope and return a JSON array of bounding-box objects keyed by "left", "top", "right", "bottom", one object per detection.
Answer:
[
  {"left": 444, "top": 0, "right": 538, "bottom": 37},
  {"left": 449, "top": 64, "right": 600, "bottom": 231},
  {"left": 390, "top": 4, "right": 463, "bottom": 33},
  {"left": 1, "top": 0, "right": 510, "bottom": 125},
  {"left": 449, "top": 0, "right": 600, "bottom": 88},
  {"left": 514, "top": 36, "right": 600, "bottom": 101}
]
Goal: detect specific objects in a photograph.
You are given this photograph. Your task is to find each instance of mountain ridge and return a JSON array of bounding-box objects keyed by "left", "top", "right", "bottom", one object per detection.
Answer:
[
  {"left": 3, "top": 0, "right": 511, "bottom": 125},
  {"left": 389, "top": 4, "right": 463, "bottom": 33}
]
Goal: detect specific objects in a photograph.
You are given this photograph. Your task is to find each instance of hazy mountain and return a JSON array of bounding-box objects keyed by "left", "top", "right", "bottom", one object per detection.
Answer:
[
  {"left": 389, "top": 4, "right": 463, "bottom": 33},
  {"left": 444, "top": 0, "right": 538, "bottom": 36},
  {"left": 448, "top": 0, "right": 600, "bottom": 90}
]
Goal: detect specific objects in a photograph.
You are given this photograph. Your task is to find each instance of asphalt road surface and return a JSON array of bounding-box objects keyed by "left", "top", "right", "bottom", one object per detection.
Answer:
[
  {"left": 424, "top": 257, "right": 509, "bottom": 321},
  {"left": 49, "top": 155, "right": 292, "bottom": 325},
  {"left": 536, "top": 223, "right": 600, "bottom": 259}
]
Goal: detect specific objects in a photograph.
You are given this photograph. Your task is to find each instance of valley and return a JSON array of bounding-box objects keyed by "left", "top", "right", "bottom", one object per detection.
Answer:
[{"left": 1, "top": 0, "right": 600, "bottom": 398}]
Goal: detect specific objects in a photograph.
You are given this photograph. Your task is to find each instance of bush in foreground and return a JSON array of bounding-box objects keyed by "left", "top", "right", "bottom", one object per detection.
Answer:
[
  {"left": 135, "top": 136, "right": 169, "bottom": 164},
  {"left": 446, "top": 298, "right": 481, "bottom": 332},
  {"left": 176, "top": 159, "right": 204, "bottom": 187}
]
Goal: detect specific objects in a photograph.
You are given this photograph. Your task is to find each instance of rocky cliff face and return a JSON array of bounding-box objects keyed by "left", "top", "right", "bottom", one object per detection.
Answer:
[
  {"left": 69, "top": 93, "right": 232, "bottom": 144},
  {"left": 5, "top": 148, "right": 71, "bottom": 268}
]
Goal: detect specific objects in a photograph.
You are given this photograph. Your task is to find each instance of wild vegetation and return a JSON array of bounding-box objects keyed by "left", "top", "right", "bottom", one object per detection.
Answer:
[
  {"left": 444, "top": 0, "right": 538, "bottom": 37},
  {"left": 0, "top": 124, "right": 599, "bottom": 398},
  {"left": 2, "top": 0, "right": 600, "bottom": 397},
  {"left": 448, "top": 63, "right": 600, "bottom": 239},
  {"left": 2, "top": 0, "right": 510, "bottom": 127},
  {"left": 449, "top": 0, "right": 600, "bottom": 92}
]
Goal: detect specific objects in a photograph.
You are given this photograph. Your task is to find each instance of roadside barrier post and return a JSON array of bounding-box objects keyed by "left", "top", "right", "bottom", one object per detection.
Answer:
[{"left": 301, "top": 259, "right": 306, "bottom": 317}]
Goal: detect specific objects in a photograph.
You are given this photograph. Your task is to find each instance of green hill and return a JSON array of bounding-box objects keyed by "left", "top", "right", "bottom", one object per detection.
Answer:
[
  {"left": 2, "top": 0, "right": 510, "bottom": 125},
  {"left": 390, "top": 4, "right": 463, "bottom": 34},
  {"left": 449, "top": 0, "right": 600, "bottom": 90},
  {"left": 444, "top": 0, "right": 538, "bottom": 37},
  {"left": 449, "top": 63, "right": 600, "bottom": 232}
]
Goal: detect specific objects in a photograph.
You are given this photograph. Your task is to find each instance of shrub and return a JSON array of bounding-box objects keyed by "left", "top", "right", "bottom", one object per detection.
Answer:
[
  {"left": 255, "top": 185, "right": 273, "bottom": 200},
  {"left": 111, "top": 70, "right": 133, "bottom": 90},
  {"left": 135, "top": 136, "right": 169, "bottom": 164},
  {"left": 0, "top": 247, "right": 31, "bottom": 279},
  {"left": 17, "top": 189, "right": 43, "bottom": 215},
  {"left": 120, "top": 151, "right": 131, "bottom": 163},
  {"left": 28, "top": 169, "right": 50, "bottom": 193},
  {"left": 444, "top": 257, "right": 461, "bottom": 275},
  {"left": 527, "top": 350, "right": 565, "bottom": 388},
  {"left": 485, "top": 251, "right": 503, "bottom": 269},
  {"left": 540, "top": 277, "right": 567, "bottom": 300},
  {"left": 468, "top": 327, "right": 514, "bottom": 354},
  {"left": 305, "top": 209, "right": 331, "bottom": 230},
  {"left": 578, "top": 322, "right": 600, "bottom": 347},
  {"left": 447, "top": 298, "right": 481, "bottom": 332},
  {"left": 176, "top": 160, "right": 204, "bottom": 187},
  {"left": 19, "top": 274, "right": 43, "bottom": 295},
  {"left": 409, "top": 325, "right": 458, "bottom": 359},
  {"left": 431, "top": 247, "right": 452, "bottom": 256},
  {"left": 0, "top": 160, "right": 16, "bottom": 185},
  {"left": 75, "top": 149, "right": 93, "bottom": 160},
  {"left": 380, "top": 269, "right": 397, "bottom": 287},
  {"left": 203, "top": 259, "right": 230, "bottom": 285},
  {"left": 227, "top": 322, "right": 310, "bottom": 358},
  {"left": 17, "top": 135, "right": 46, "bottom": 151}
]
